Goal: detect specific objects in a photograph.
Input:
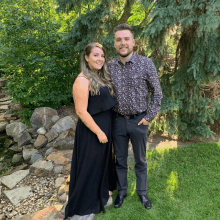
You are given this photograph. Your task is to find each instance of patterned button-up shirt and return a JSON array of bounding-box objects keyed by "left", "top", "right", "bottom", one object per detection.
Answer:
[{"left": 108, "top": 52, "right": 163, "bottom": 122}]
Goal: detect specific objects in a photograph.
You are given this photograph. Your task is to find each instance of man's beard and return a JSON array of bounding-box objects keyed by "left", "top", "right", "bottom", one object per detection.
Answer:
[{"left": 117, "top": 50, "right": 133, "bottom": 58}]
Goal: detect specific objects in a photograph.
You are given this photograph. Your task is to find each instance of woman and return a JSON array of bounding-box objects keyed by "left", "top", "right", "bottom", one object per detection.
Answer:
[{"left": 64, "top": 42, "right": 117, "bottom": 219}]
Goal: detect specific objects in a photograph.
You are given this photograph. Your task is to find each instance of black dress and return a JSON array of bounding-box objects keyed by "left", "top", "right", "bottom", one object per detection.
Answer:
[{"left": 64, "top": 86, "right": 117, "bottom": 219}]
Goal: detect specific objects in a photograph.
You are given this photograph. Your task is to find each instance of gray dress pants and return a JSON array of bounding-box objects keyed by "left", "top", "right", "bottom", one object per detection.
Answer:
[{"left": 112, "top": 112, "right": 148, "bottom": 196}]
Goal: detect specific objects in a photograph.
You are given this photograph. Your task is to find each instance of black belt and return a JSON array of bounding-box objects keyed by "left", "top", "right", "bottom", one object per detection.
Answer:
[{"left": 115, "top": 112, "right": 145, "bottom": 119}]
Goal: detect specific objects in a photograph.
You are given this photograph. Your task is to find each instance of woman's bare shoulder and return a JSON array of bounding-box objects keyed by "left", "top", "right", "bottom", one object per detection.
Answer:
[
  {"left": 74, "top": 72, "right": 89, "bottom": 88},
  {"left": 77, "top": 72, "right": 88, "bottom": 78}
]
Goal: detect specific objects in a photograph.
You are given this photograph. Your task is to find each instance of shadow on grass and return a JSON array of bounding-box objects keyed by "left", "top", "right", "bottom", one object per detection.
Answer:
[{"left": 95, "top": 142, "right": 220, "bottom": 220}]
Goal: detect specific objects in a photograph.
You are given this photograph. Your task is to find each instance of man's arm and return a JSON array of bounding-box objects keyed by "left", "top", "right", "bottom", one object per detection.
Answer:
[{"left": 144, "top": 58, "right": 163, "bottom": 122}]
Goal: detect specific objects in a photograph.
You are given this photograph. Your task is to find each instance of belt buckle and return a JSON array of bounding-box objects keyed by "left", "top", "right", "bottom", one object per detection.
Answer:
[{"left": 124, "top": 115, "right": 130, "bottom": 119}]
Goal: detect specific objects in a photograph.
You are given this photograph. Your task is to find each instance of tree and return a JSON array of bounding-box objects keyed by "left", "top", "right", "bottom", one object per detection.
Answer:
[
  {"left": 1, "top": 0, "right": 219, "bottom": 139},
  {"left": 144, "top": 0, "right": 220, "bottom": 139}
]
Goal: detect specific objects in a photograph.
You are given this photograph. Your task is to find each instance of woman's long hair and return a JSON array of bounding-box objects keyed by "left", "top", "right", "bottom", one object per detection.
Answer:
[{"left": 81, "top": 42, "right": 115, "bottom": 96}]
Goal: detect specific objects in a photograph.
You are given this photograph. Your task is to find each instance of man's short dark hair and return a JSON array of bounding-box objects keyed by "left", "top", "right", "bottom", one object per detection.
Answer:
[{"left": 113, "top": 23, "right": 134, "bottom": 38}]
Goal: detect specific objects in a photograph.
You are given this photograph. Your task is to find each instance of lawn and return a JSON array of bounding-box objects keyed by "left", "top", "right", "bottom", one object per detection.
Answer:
[{"left": 95, "top": 142, "right": 220, "bottom": 220}]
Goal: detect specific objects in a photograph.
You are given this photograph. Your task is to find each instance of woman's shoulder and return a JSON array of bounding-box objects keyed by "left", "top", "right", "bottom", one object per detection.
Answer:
[
  {"left": 77, "top": 72, "right": 88, "bottom": 78},
  {"left": 73, "top": 72, "right": 89, "bottom": 88}
]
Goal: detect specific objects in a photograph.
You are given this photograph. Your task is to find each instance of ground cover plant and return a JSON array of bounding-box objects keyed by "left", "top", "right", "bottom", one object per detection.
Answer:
[{"left": 95, "top": 142, "right": 220, "bottom": 220}]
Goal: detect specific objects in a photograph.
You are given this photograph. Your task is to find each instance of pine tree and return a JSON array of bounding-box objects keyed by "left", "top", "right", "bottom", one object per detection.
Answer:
[{"left": 145, "top": 0, "right": 220, "bottom": 139}]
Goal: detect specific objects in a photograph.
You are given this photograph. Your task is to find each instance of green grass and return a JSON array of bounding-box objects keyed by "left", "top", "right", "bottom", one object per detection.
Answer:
[{"left": 95, "top": 142, "right": 220, "bottom": 220}]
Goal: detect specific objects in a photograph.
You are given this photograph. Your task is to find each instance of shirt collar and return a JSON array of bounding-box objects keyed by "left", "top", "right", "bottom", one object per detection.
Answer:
[{"left": 116, "top": 52, "right": 137, "bottom": 66}]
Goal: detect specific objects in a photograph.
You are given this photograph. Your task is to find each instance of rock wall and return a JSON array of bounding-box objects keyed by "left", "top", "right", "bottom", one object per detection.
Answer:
[
  {"left": 0, "top": 78, "right": 98, "bottom": 220},
  {"left": 0, "top": 78, "right": 21, "bottom": 133}
]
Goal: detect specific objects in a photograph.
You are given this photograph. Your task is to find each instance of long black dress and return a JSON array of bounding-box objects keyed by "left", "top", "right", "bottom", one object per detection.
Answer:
[{"left": 64, "top": 86, "right": 117, "bottom": 219}]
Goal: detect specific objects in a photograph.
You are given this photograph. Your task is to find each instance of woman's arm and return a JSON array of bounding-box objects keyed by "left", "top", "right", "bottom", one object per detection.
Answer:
[{"left": 73, "top": 75, "right": 108, "bottom": 143}]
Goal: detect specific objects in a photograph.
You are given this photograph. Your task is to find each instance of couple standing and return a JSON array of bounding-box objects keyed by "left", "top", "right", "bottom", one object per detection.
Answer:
[{"left": 64, "top": 24, "right": 163, "bottom": 219}]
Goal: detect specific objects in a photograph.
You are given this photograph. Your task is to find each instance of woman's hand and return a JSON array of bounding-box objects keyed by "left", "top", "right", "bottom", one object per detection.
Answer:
[{"left": 97, "top": 131, "right": 108, "bottom": 143}]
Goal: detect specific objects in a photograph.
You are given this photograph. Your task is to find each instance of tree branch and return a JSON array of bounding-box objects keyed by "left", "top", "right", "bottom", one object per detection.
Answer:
[
  {"left": 140, "top": 0, "right": 158, "bottom": 26},
  {"left": 117, "top": 0, "right": 135, "bottom": 24}
]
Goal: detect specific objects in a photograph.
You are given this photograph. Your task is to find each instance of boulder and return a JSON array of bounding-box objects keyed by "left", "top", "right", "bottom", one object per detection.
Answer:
[
  {"left": 34, "top": 135, "right": 48, "bottom": 148},
  {"left": 30, "top": 153, "right": 43, "bottom": 164},
  {"left": 44, "top": 115, "right": 60, "bottom": 131},
  {"left": 6, "top": 122, "right": 28, "bottom": 142},
  {"left": 45, "top": 129, "right": 59, "bottom": 143},
  {"left": 0, "top": 122, "right": 8, "bottom": 132},
  {"left": 54, "top": 138, "right": 74, "bottom": 150},
  {"left": 4, "top": 186, "right": 33, "bottom": 206},
  {"left": 31, "top": 205, "right": 63, "bottom": 220},
  {"left": 29, "top": 160, "right": 53, "bottom": 177},
  {"left": 23, "top": 145, "right": 38, "bottom": 161},
  {"left": 18, "top": 130, "right": 32, "bottom": 147},
  {"left": 53, "top": 166, "right": 63, "bottom": 174},
  {"left": 55, "top": 177, "right": 65, "bottom": 188},
  {"left": 30, "top": 107, "right": 58, "bottom": 129},
  {"left": 51, "top": 116, "right": 75, "bottom": 134},
  {"left": 37, "top": 127, "right": 47, "bottom": 135},
  {"left": 9, "top": 144, "right": 22, "bottom": 152},
  {"left": 12, "top": 153, "right": 23, "bottom": 164},
  {"left": 47, "top": 150, "right": 72, "bottom": 165},
  {"left": 1, "top": 169, "right": 29, "bottom": 189}
]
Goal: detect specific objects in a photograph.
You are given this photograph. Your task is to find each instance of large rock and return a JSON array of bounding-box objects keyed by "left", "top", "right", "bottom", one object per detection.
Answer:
[
  {"left": 30, "top": 153, "right": 43, "bottom": 164},
  {"left": 0, "top": 100, "right": 11, "bottom": 105},
  {"left": 44, "top": 115, "right": 60, "bottom": 131},
  {"left": 45, "top": 129, "right": 59, "bottom": 143},
  {"left": 30, "top": 107, "right": 58, "bottom": 129},
  {"left": 0, "top": 105, "right": 9, "bottom": 111},
  {"left": 37, "top": 127, "right": 47, "bottom": 135},
  {"left": 45, "top": 147, "right": 54, "bottom": 156},
  {"left": 47, "top": 150, "right": 72, "bottom": 165},
  {"left": 12, "top": 153, "right": 23, "bottom": 164},
  {"left": 18, "top": 130, "right": 32, "bottom": 147},
  {"left": 54, "top": 138, "right": 74, "bottom": 150},
  {"left": 0, "top": 114, "right": 7, "bottom": 123},
  {"left": 54, "top": 166, "right": 63, "bottom": 174},
  {"left": 56, "top": 129, "right": 75, "bottom": 141},
  {"left": 29, "top": 160, "right": 53, "bottom": 177},
  {"left": 4, "top": 186, "right": 33, "bottom": 206},
  {"left": 55, "top": 177, "right": 65, "bottom": 188},
  {"left": 0, "top": 122, "right": 9, "bottom": 132},
  {"left": 1, "top": 170, "right": 29, "bottom": 189},
  {"left": 9, "top": 144, "right": 22, "bottom": 152},
  {"left": 51, "top": 116, "right": 75, "bottom": 134},
  {"left": 6, "top": 122, "right": 28, "bottom": 142},
  {"left": 34, "top": 135, "right": 48, "bottom": 148},
  {"left": 31, "top": 205, "right": 63, "bottom": 220},
  {"left": 23, "top": 145, "right": 38, "bottom": 161},
  {"left": 11, "top": 214, "right": 34, "bottom": 220}
]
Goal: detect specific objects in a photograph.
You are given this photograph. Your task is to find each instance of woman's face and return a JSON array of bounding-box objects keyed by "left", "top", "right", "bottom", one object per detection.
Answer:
[{"left": 85, "top": 47, "right": 105, "bottom": 71}]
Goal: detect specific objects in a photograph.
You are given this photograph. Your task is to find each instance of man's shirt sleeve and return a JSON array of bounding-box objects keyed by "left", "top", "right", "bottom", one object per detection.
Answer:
[{"left": 144, "top": 59, "right": 163, "bottom": 122}]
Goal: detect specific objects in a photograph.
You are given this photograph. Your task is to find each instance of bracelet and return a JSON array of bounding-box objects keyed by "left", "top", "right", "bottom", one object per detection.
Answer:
[{"left": 97, "top": 130, "right": 102, "bottom": 135}]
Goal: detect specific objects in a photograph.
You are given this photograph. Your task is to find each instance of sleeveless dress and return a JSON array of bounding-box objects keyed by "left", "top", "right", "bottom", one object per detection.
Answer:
[{"left": 64, "top": 86, "right": 118, "bottom": 219}]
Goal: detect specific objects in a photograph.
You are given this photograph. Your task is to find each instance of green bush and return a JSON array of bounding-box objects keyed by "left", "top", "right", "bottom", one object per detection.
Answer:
[{"left": 0, "top": 0, "right": 77, "bottom": 109}]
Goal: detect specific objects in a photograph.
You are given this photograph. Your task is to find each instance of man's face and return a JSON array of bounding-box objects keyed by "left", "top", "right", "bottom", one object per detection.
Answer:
[{"left": 114, "top": 30, "right": 135, "bottom": 58}]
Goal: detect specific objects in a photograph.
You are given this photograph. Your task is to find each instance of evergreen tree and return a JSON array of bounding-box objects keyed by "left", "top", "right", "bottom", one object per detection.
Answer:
[
  {"left": 1, "top": 0, "right": 219, "bottom": 139},
  {"left": 145, "top": 0, "right": 220, "bottom": 139}
]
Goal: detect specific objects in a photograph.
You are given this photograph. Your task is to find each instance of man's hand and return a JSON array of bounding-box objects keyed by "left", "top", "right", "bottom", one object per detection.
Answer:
[{"left": 138, "top": 118, "right": 149, "bottom": 126}]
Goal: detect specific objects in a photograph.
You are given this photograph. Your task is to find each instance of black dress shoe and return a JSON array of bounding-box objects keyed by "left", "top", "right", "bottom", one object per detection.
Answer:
[
  {"left": 139, "top": 195, "right": 151, "bottom": 210},
  {"left": 114, "top": 194, "right": 127, "bottom": 208}
]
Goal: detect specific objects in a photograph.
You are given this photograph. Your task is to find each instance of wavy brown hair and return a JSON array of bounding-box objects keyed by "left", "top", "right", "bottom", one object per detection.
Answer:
[{"left": 81, "top": 42, "right": 115, "bottom": 96}]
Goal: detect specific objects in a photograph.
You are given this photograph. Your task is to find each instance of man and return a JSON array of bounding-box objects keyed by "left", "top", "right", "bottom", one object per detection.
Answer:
[{"left": 108, "top": 24, "right": 163, "bottom": 210}]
